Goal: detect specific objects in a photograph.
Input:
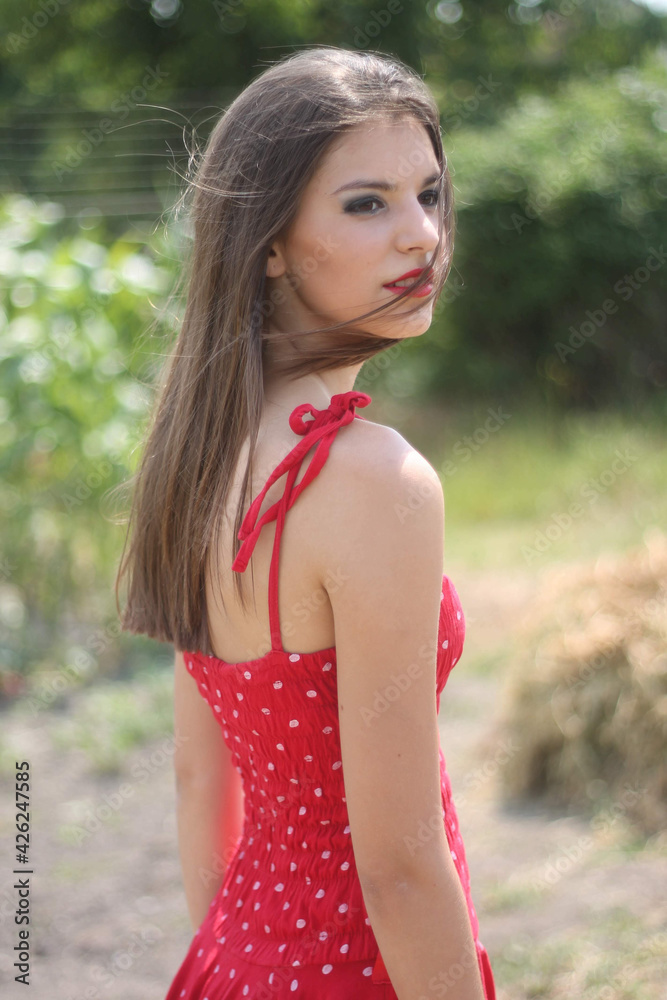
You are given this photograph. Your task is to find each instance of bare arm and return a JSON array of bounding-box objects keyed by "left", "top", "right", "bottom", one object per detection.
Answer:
[
  {"left": 319, "top": 428, "right": 485, "bottom": 1000},
  {"left": 173, "top": 648, "right": 245, "bottom": 931}
]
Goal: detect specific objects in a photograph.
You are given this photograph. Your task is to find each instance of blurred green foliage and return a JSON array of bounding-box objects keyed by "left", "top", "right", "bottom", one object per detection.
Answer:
[
  {"left": 419, "top": 43, "right": 667, "bottom": 408},
  {"left": 0, "top": 196, "right": 179, "bottom": 692},
  {"left": 0, "top": 0, "right": 666, "bottom": 691},
  {"left": 2, "top": 0, "right": 665, "bottom": 125}
]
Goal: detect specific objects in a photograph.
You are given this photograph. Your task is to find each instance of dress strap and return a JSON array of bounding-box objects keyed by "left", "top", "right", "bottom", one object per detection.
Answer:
[{"left": 231, "top": 390, "right": 372, "bottom": 653}]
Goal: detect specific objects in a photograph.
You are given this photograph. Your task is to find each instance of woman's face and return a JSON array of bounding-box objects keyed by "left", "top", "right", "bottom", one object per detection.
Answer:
[{"left": 265, "top": 117, "right": 442, "bottom": 341}]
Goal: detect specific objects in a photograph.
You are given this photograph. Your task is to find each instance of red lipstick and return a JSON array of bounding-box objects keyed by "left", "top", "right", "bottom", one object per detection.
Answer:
[{"left": 383, "top": 267, "right": 434, "bottom": 297}]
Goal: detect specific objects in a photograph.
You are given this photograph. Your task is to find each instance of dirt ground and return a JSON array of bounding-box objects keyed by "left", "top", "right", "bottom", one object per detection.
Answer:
[{"left": 1, "top": 565, "right": 665, "bottom": 999}]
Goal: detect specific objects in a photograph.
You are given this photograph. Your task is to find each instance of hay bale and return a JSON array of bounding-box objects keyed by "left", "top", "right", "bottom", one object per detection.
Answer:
[{"left": 498, "top": 526, "right": 667, "bottom": 837}]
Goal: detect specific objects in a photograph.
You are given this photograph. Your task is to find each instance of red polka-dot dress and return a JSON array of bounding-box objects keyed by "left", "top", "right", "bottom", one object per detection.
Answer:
[{"left": 164, "top": 391, "right": 496, "bottom": 1000}]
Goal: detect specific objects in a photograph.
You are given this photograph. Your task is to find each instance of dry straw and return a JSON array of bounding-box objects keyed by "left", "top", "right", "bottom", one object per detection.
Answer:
[{"left": 498, "top": 526, "right": 667, "bottom": 837}]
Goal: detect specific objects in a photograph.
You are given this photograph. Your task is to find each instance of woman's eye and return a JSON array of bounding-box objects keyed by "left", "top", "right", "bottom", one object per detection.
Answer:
[
  {"left": 343, "top": 189, "right": 440, "bottom": 214},
  {"left": 344, "top": 196, "right": 384, "bottom": 214}
]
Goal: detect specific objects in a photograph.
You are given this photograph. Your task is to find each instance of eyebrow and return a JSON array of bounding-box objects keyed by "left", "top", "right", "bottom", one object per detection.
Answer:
[{"left": 333, "top": 172, "right": 441, "bottom": 194}]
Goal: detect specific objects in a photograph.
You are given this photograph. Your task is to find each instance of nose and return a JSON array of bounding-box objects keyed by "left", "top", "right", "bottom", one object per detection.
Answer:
[{"left": 394, "top": 196, "right": 440, "bottom": 256}]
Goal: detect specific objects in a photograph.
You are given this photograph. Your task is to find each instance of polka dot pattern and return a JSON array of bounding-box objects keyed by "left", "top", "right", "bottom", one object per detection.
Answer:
[
  {"left": 165, "top": 391, "right": 495, "bottom": 999},
  {"left": 164, "top": 577, "right": 497, "bottom": 999}
]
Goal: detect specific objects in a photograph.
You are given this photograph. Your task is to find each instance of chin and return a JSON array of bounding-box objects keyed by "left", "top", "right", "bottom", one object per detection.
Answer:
[{"left": 383, "top": 310, "right": 435, "bottom": 339}]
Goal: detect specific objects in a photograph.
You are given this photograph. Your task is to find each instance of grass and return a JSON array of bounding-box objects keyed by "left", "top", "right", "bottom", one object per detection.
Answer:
[
  {"left": 491, "top": 908, "right": 667, "bottom": 999},
  {"left": 427, "top": 401, "right": 667, "bottom": 572},
  {"left": 482, "top": 878, "right": 544, "bottom": 914},
  {"left": 47, "top": 667, "right": 174, "bottom": 774}
]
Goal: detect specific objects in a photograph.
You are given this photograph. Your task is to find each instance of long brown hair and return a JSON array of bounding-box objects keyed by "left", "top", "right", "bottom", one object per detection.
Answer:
[{"left": 114, "top": 44, "right": 456, "bottom": 656}]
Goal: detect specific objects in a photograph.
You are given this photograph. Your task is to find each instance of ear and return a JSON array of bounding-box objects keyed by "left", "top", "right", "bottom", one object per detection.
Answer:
[{"left": 266, "top": 244, "right": 287, "bottom": 279}]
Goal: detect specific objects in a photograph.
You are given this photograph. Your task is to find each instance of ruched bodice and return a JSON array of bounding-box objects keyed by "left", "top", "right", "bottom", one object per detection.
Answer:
[{"left": 164, "top": 391, "right": 496, "bottom": 1000}]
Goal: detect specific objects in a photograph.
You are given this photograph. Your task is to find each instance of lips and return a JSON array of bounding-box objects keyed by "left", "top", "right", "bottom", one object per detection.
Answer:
[
  {"left": 382, "top": 267, "right": 433, "bottom": 298},
  {"left": 383, "top": 267, "right": 432, "bottom": 288}
]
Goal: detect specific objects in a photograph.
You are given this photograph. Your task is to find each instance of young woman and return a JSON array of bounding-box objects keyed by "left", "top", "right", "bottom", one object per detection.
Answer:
[{"left": 116, "top": 45, "right": 496, "bottom": 1000}]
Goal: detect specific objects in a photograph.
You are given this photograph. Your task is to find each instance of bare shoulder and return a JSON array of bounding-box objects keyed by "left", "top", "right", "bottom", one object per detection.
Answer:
[
  {"left": 336, "top": 414, "right": 442, "bottom": 487},
  {"left": 309, "top": 414, "right": 445, "bottom": 574}
]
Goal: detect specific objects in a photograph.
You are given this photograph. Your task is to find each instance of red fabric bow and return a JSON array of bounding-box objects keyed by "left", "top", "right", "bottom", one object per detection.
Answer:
[{"left": 231, "top": 390, "right": 372, "bottom": 573}]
